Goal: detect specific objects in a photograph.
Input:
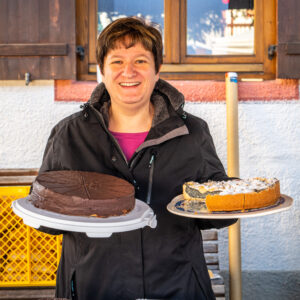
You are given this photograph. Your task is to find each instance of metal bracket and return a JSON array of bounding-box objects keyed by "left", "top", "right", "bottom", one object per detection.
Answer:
[
  {"left": 76, "top": 45, "right": 85, "bottom": 61},
  {"left": 268, "top": 44, "right": 277, "bottom": 60},
  {"left": 25, "top": 72, "right": 31, "bottom": 86}
]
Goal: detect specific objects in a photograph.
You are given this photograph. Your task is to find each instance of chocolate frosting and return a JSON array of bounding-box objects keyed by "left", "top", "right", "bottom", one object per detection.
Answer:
[{"left": 30, "top": 171, "right": 135, "bottom": 217}]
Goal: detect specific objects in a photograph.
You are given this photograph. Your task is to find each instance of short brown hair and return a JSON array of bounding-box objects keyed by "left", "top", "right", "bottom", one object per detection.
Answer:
[{"left": 96, "top": 17, "right": 163, "bottom": 74}]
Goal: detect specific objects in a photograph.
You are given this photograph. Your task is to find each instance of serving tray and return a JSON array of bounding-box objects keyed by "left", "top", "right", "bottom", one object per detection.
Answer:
[
  {"left": 167, "top": 194, "right": 293, "bottom": 219},
  {"left": 11, "top": 198, "right": 157, "bottom": 238}
]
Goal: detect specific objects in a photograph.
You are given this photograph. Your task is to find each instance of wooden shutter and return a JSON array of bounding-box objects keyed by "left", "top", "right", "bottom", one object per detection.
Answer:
[
  {"left": 0, "top": 0, "right": 76, "bottom": 80},
  {"left": 277, "top": 0, "right": 300, "bottom": 78}
]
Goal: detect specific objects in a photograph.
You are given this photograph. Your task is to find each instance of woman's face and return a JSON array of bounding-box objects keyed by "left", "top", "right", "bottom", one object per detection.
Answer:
[{"left": 101, "top": 41, "right": 159, "bottom": 110}]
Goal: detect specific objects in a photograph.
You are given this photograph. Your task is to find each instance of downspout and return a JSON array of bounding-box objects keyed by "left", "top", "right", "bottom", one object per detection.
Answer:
[{"left": 226, "top": 72, "right": 242, "bottom": 300}]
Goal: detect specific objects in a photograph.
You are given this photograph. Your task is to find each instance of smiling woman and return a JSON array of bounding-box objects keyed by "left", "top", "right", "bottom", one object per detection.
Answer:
[
  {"left": 102, "top": 42, "right": 158, "bottom": 132},
  {"left": 38, "top": 16, "right": 236, "bottom": 300},
  {"left": 96, "top": 17, "right": 163, "bottom": 74},
  {"left": 97, "top": 18, "right": 162, "bottom": 132}
]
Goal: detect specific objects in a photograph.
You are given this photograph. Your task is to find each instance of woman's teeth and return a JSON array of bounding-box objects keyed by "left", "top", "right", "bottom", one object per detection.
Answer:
[{"left": 119, "top": 82, "right": 140, "bottom": 87}]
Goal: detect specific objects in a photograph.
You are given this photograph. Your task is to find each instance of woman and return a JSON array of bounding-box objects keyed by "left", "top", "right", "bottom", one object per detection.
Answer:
[{"left": 40, "top": 17, "right": 236, "bottom": 300}]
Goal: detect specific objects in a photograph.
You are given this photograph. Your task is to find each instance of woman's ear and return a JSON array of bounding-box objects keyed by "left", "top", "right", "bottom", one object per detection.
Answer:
[
  {"left": 155, "top": 65, "right": 162, "bottom": 81},
  {"left": 97, "top": 65, "right": 103, "bottom": 83},
  {"left": 157, "top": 64, "right": 162, "bottom": 76}
]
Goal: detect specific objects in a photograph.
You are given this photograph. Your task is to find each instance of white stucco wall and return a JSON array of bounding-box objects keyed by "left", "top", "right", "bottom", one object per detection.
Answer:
[
  {"left": 0, "top": 81, "right": 80, "bottom": 168},
  {"left": 0, "top": 80, "right": 299, "bottom": 272},
  {"left": 184, "top": 102, "right": 300, "bottom": 271}
]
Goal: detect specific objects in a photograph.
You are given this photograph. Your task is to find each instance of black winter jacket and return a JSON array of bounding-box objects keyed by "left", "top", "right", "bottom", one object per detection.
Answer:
[{"left": 39, "top": 79, "right": 236, "bottom": 300}]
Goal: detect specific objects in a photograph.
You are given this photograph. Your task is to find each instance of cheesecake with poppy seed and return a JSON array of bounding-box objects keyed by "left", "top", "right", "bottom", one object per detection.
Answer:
[{"left": 183, "top": 178, "right": 280, "bottom": 212}]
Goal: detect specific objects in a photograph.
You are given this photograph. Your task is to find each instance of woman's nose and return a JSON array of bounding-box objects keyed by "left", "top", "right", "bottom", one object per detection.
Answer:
[{"left": 122, "top": 63, "right": 136, "bottom": 77}]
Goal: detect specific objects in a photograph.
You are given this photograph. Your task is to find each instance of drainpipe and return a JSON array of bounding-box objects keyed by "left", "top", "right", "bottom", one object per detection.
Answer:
[{"left": 226, "top": 72, "right": 242, "bottom": 300}]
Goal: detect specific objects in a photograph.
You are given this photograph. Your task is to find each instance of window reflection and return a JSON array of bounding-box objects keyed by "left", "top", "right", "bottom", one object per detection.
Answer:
[
  {"left": 187, "top": 0, "right": 254, "bottom": 55},
  {"left": 97, "top": 0, "right": 164, "bottom": 39}
]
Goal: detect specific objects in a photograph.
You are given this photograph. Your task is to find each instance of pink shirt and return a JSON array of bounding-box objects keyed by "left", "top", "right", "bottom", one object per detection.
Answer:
[{"left": 110, "top": 131, "right": 149, "bottom": 161}]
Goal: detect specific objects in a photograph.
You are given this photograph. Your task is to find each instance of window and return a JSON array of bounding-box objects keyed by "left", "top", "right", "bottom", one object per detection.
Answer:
[
  {"left": 186, "top": 3, "right": 254, "bottom": 56},
  {"left": 97, "top": 1, "right": 164, "bottom": 36},
  {"left": 162, "top": 0, "right": 276, "bottom": 80},
  {"left": 2, "top": 0, "right": 299, "bottom": 81},
  {"left": 76, "top": 0, "right": 276, "bottom": 80}
]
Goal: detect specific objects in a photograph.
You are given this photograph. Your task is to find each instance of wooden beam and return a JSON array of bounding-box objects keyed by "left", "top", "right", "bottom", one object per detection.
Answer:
[
  {"left": 0, "top": 43, "right": 68, "bottom": 56},
  {"left": 164, "top": 0, "right": 181, "bottom": 63},
  {"left": 161, "top": 63, "right": 264, "bottom": 73},
  {"left": 0, "top": 168, "right": 38, "bottom": 185},
  {"left": 0, "top": 288, "right": 55, "bottom": 299},
  {"left": 0, "top": 168, "right": 39, "bottom": 176},
  {"left": 0, "top": 176, "right": 36, "bottom": 186},
  {"left": 89, "top": 63, "right": 264, "bottom": 74},
  {"left": 284, "top": 42, "right": 300, "bottom": 55}
]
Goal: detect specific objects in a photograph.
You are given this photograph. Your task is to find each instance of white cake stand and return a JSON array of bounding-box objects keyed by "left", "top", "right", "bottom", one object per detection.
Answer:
[{"left": 11, "top": 198, "right": 157, "bottom": 238}]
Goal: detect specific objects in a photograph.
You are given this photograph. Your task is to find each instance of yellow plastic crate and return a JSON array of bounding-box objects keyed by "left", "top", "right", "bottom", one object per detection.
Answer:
[{"left": 0, "top": 186, "right": 62, "bottom": 287}]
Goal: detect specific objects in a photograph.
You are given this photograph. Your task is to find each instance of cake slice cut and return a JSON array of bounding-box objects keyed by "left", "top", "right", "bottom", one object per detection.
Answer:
[{"left": 183, "top": 178, "right": 280, "bottom": 212}]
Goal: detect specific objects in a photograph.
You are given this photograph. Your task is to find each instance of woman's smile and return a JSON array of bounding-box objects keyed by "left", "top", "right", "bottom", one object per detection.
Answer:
[{"left": 119, "top": 82, "right": 141, "bottom": 87}]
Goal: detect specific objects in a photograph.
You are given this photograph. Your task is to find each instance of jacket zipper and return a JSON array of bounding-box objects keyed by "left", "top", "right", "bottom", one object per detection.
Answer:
[
  {"left": 141, "top": 150, "right": 157, "bottom": 299},
  {"left": 146, "top": 149, "right": 157, "bottom": 205}
]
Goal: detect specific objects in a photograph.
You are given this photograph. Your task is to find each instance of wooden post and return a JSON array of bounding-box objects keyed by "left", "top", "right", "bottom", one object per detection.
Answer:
[{"left": 226, "top": 72, "right": 242, "bottom": 300}]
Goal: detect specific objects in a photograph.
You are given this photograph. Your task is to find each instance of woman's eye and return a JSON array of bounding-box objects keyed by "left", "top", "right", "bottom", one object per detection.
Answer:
[
  {"left": 111, "top": 60, "right": 122, "bottom": 64},
  {"left": 136, "top": 60, "right": 146, "bottom": 64}
]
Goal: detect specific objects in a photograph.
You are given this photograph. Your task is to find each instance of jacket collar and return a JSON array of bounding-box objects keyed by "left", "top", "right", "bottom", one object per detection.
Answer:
[
  {"left": 87, "top": 78, "right": 189, "bottom": 147},
  {"left": 88, "top": 79, "right": 184, "bottom": 108},
  {"left": 88, "top": 79, "right": 184, "bottom": 123}
]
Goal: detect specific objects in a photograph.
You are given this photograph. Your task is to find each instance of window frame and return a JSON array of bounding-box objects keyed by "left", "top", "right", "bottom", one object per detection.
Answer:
[{"left": 76, "top": 0, "right": 276, "bottom": 81}]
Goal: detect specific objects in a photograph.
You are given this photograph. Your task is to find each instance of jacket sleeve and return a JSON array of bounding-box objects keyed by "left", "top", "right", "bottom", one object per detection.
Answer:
[
  {"left": 39, "top": 125, "right": 63, "bottom": 173},
  {"left": 195, "top": 120, "right": 238, "bottom": 229},
  {"left": 197, "top": 121, "right": 228, "bottom": 182},
  {"left": 33, "top": 125, "right": 66, "bottom": 235},
  {"left": 37, "top": 226, "right": 66, "bottom": 236}
]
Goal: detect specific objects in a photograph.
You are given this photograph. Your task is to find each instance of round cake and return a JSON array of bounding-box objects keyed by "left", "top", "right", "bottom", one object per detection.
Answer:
[
  {"left": 30, "top": 170, "right": 135, "bottom": 217},
  {"left": 183, "top": 178, "right": 280, "bottom": 212}
]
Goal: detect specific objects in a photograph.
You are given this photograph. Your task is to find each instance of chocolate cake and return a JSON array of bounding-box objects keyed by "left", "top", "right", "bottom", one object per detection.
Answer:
[{"left": 30, "top": 170, "right": 135, "bottom": 217}]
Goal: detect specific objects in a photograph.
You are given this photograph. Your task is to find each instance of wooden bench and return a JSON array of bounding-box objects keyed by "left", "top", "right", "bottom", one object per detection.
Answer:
[
  {"left": 0, "top": 169, "right": 38, "bottom": 186},
  {"left": 202, "top": 229, "right": 225, "bottom": 300},
  {"left": 0, "top": 169, "right": 225, "bottom": 300}
]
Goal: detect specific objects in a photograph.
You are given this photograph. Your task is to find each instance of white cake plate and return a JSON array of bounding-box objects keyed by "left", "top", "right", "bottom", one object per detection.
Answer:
[
  {"left": 167, "top": 194, "right": 293, "bottom": 219},
  {"left": 11, "top": 198, "right": 157, "bottom": 238}
]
